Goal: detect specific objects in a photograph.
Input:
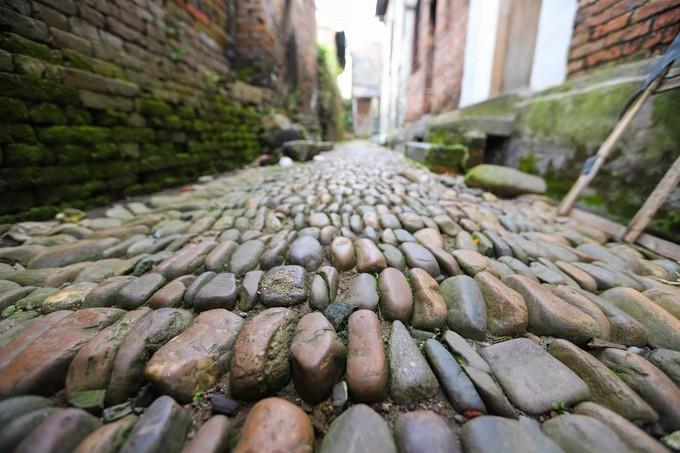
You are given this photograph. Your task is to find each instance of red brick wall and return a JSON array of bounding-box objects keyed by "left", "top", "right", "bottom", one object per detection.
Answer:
[
  {"left": 407, "top": 0, "right": 469, "bottom": 120},
  {"left": 568, "top": 0, "right": 680, "bottom": 76},
  {"left": 407, "top": 0, "right": 432, "bottom": 121},
  {"left": 234, "top": 0, "right": 317, "bottom": 117},
  {"left": 431, "top": 0, "right": 468, "bottom": 113}
]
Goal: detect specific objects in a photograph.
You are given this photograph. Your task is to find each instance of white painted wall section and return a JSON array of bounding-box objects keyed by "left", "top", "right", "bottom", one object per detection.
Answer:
[
  {"left": 459, "top": 0, "right": 500, "bottom": 107},
  {"left": 530, "top": 0, "right": 577, "bottom": 91}
]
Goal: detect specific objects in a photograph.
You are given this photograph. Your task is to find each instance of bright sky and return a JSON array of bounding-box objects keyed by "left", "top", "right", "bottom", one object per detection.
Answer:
[{"left": 316, "top": 0, "right": 384, "bottom": 98}]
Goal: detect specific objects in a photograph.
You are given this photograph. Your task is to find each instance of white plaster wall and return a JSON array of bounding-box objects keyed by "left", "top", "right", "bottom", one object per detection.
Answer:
[
  {"left": 530, "top": 0, "right": 577, "bottom": 91},
  {"left": 459, "top": 0, "right": 500, "bottom": 107},
  {"left": 378, "top": 0, "right": 416, "bottom": 134}
]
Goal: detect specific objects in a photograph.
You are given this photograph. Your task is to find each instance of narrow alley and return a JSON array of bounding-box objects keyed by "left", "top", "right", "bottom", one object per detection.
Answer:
[{"left": 1, "top": 141, "right": 680, "bottom": 451}]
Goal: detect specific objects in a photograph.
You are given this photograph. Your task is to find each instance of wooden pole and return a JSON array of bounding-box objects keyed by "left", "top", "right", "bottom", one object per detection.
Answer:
[
  {"left": 557, "top": 70, "right": 667, "bottom": 216},
  {"left": 623, "top": 155, "right": 680, "bottom": 243}
]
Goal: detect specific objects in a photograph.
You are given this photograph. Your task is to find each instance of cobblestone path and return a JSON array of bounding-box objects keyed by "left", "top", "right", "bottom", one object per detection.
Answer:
[{"left": 0, "top": 141, "right": 679, "bottom": 452}]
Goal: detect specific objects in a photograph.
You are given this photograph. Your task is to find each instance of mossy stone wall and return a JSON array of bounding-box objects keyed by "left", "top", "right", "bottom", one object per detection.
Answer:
[
  {"left": 423, "top": 59, "right": 680, "bottom": 240},
  {"left": 0, "top": 1, "right": 266, "bottom": 224}
]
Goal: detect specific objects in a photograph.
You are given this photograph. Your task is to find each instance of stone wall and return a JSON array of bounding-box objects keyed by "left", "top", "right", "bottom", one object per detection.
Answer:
[
  {"left": 430, "top": 0, "right": 467, "bottom": 113},
  {"left": 406, "top": 0, "right": 469, "bottom": 119},
  {"left": 0, "top": 0, "right": 317, "bottom": 224},
  {"left": 568, "top": 0, "right": 680, "bottom": 76},
  {"left": 234, "top": 0, "right": 318, "bottom": 129},
  {"left": 426, "top": 58, "right": 680, "bottom": 240}
]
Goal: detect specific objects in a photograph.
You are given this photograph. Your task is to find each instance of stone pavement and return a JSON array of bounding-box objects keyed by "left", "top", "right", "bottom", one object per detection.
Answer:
[{"left": 0, "top": 141, "right": 679, "bottom": 452}]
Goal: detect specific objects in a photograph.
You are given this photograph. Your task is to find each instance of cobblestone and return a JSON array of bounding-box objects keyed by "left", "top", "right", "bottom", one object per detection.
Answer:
[{"left": 0, "top": 141, "right": 678, "bottom": 450}]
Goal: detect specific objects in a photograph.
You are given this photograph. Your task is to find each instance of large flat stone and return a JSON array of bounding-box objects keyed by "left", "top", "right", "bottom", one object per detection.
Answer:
[
  {"left": 479, "top": 338, "right": 590, "bottom": 415},
  {"left": 145, "top": 309, "right": 244, "bottom": 403}
]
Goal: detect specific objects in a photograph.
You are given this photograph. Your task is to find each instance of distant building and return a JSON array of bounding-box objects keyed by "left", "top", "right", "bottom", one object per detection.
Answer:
[{"left": 352, "top": 43, "right": 383, "bottom": 136}]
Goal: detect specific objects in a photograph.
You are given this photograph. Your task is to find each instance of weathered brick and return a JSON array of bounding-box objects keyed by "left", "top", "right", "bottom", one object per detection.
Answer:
[
  {"left": 0, "top": 8, "right": 49, "bottom": 42},
  {"left": 633, "top": 0, "right": 678, "bottom": 22},
  {"left": 79, "top": 90, "right": 135, "bottom": 111},
  {"left": 38, "top": 0, "right": 78, "bottom": 15},
  {"left": 653, "top": 7, "right": 680, "bottom": 30},
  {"left": 0, "top": 97, "right": 29, "bottom": 121},
  {"left": 585, "top": 45, "right": 622, "bottom": 67},
  {"left": 58, "top": 67, "right": 139, "bottom": 96},
  {"left": 592, "top": 12, "right": 630, "bottom": 39}
]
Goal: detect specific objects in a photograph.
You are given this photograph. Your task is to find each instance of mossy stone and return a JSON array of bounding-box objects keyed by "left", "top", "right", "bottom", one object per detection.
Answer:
[
  {"left": 0, "top": 96, "right": 29, "bottom": 120},
  {"left": 0, "top": 32, "right": 61, "bottom": 63},
  {"left": 29, "top": 103, "right": 66, "bottom": 125}
]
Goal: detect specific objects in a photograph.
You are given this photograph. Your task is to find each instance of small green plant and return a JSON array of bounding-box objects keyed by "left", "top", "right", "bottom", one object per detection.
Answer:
[
  {"left": 203, "top": 70, "right": 221, "bottom": 86},
  {"left": 192, "top": 390, "right": 203, "bottom": 404},
  {"left": 551, "top": 401, "right": 569, "bottom": 414},
  {"left": 170, "top": 44, "right": 188, "bottom": 62}
]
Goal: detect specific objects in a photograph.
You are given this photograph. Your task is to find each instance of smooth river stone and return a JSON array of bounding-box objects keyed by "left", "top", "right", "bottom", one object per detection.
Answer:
[
  {"left": 414, "top": 228, "right": 444, "bottom": 249},
  {"left": 116, "top": 273, "right": 166, "bottom": 309},
  {"left": 644, "top": 348, "right": 680, "bottom": 384},
  {"left": 157, "top": 240, "right": 217, "bottom": 280},
  {"left": 551, "top": 285, "right": 611, "bottom": 340},
  {"left": 0, "top": 406, "right": 56, "bottom": 451},
  {"left": 346, "top": 310, "right": 388, "bottom": 402},
  {"left": 74, "top": 414, "right": 138, "bottom": 453},
  {"left": 474, "top": 271, "right": 527, "bottom": 335},
  {"left": 480, "top": 338, "right": 590, "bottom": 415},
  {"left": 106, "top": 308, "right": 193, "bottom": 405},
  {"left": 0, "top": 311, "right": 72, "bottom": 371},
  {"left": 259, "top": 265, "right": 308, "bottom": 306},
  {"left": 394, "top": 410, "right": 460, "bottom": 453},
  {"left": 27, "top": 238, "right": 119, "bottom": 269},
  {"left": 440, "top": 275, "right": 488, "bottom": 340},
  {"left": 573, "top": 288, "right": 648, "bottom": 347},
  {"left": 400, "top": 242, "right": 440, "bottom": 277},
  {"left": 574, "top": 402, "right": 669, "bottom": 453},
  {"left": 287, "top": 236, "right": 324, "bottom": 271},
  {"left": 147, "top": 280, "right": 187, "bottom": 309},
  {"left": 0, "top": 308, "right": 124, "bottom": 399},
  {"left": 424, "top": 339, "right": 486, "bottom": 412},
  {"left": 145, "top": 309, "right": 244, "bottom": 403},
  {"left": 598, "top": 348, "right": 680, "bottom": 431},
  {"left": 427, "top": 246, "right": 461, "bottom": 276},
  {"left": 389, "top": 321, "right": 439, "bottom": 403},
  {"left": 503, "top": 275, "right": 600, "bottom": 344},
  {"left": 555, "top": 260, "right": 598, "bottom": 292},
  {"left": 542, "top": 414, "right": 631, "bottom": 453},
  {"left": 408, "top": 268, "right": 447, "bottom": 331},
  {"left": 548, "top": 339, "right": 657, "bottom": 422},
  {"left": 452, "top": 249, "right": 489, "bottom": 276},
  {"left": 601, "top": 287, "right": 680, "bottom": 350},
  {"left": 192, "top": 273, "right": 238, "bottom": 311},
  {"left": 181, "top": 415, "right": 230, "bottom": 453},
  {"left": 230, "top": 308, "right": 296, "bottom": 400},
  {"left": 119, "top": 396, "right": 191, "bottom": 453},
  {"left": 462, "top": 365, "right": 518, "bottom": 418},
  {"left": 66, "top": 308, "right": 151, "bottom": 402},
  {"left": 320, "top": 404, "right": 396, "bottom": 453},
  {"left": 204, "top": 240, "right": 237, "bottom": 272},
  {"left": 230, "top": 240, "right": 266, "bottom": 276},
  {"left": 291, "top": 312, "right": 346, "bottom": 403},
  {"left": 379, "top": 243, "right": 407, "bottom": 270},
  {"left": 355, "top": 238, "right": 387, "bottom": 273},
  {"left": 330, "top": 236, "right": 355, "bottom": 270},
  {"left": 347, "top": 273, "right": 380, "bottom": 311},
  {"left": 378, "top": 267, "right": 413, "bottom": 321},
  {"left": 235, "top": 398, "right": 313, "bottom": 453},
  {"left": 40, "top": 282, "right": 96, "bottom": 312},
  {"left": 15, "top": 408, "right": 101, "bottom": 453},
  {"left": 644, "top": 287, "right": 680, "bottom": 319},
  {"left": 239, "top": 270, "right": 264, "bottom": 311},
  {"left": 461, "top": 416, "right": 562, "bottom": 453},
  {"left": 260, "top": 241, "right": 288, "bottom": 270}
]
